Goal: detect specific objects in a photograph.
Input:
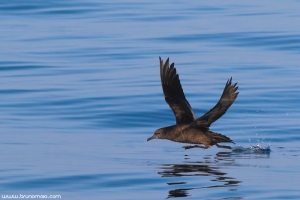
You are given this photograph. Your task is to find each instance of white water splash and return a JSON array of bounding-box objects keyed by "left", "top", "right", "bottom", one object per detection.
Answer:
[{"left": 232, "top": 144, "right": 271, "bottom": 153}]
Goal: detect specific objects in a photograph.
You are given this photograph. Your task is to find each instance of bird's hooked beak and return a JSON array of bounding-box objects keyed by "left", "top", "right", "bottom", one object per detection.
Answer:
[{"left": 147, "top": 135, "right": 155, "bottom": 142}]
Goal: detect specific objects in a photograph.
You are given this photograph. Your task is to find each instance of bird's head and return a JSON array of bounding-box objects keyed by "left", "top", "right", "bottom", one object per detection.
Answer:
[{"left": 147, "top": 128, "right": 166, "bottom": 142}]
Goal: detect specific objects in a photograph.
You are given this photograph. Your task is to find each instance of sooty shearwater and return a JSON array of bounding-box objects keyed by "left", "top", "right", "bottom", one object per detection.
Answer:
[{"left": 147, "top": 57, "right": 239, "bottom": 150}]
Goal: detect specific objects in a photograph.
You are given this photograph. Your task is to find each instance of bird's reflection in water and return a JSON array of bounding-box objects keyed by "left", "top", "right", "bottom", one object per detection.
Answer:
[{"left": 157, "top": 151, "right": 269, "bottom": 199}]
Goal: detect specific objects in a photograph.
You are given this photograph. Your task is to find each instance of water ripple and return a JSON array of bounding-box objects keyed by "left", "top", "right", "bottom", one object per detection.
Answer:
[{"left": 150, "top": 32, "right": 300, "bottom": 53}]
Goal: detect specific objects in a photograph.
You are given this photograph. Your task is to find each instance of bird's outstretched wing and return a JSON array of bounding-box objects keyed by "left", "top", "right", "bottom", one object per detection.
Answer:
[
  {"left": 160, "top": 57, "right": 196, "bottom": 124},
  {"left": 190, "top": 78, "right": 238, "bottom": 127}
]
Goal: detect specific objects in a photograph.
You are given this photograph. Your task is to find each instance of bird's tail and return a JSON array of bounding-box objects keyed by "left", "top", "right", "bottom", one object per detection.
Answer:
[{"left": 210, "top": 131, "right": 235, "bottom": 144}]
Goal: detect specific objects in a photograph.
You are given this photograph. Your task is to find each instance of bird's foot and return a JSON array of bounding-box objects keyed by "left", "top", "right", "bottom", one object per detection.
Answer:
[
  {"left": 216, "top": 143, "right": 232, "bottom": 149},
  {"left": 182, "top": 145, "right": 207, "bottom": 149}
]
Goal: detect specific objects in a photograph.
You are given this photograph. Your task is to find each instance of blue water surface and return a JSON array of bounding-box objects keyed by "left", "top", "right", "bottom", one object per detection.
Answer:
[{"left": 1, "top": 1, "right": 300, "bottom": 199}]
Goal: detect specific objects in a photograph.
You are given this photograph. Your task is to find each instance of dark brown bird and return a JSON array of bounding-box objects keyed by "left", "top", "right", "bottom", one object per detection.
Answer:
[{"left": 147, "top": 57, "right": 239, "bottom": 149}]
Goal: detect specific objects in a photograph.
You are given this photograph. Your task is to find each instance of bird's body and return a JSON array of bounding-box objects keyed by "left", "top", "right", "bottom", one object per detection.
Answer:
[
  {"left": 155, "top": 125, "right": 233, "bottom": 147},
  {"left": 147, "top": 57, "right": 239, "bottom": 149}
]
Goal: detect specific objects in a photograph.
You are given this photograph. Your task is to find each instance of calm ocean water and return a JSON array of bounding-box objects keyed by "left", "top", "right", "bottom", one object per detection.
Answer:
[{"left": 1, "top": 1, "right": 300, "bottom": 199}]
